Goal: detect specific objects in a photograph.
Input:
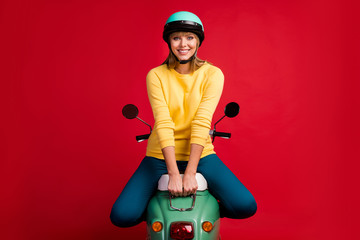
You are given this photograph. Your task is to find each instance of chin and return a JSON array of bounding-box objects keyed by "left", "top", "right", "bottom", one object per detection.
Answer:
[{"left": 178, "top": 57, "right": 191, "bottom": 61}]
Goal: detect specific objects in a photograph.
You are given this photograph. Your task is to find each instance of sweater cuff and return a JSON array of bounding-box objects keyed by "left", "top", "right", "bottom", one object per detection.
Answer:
[
  {"left": 190, "top": 137, "right": 207, "bottom": 147},
  {"left": 160, "top": 139, "right": 175, "bottom": 149}
]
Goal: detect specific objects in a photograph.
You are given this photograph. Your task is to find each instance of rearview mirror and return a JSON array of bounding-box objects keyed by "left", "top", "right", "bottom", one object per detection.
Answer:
[
  {"left": 122, "top": 104, "right": 139, "bottom": 119},
  {"left": 224, "top": 102, "right": 240, "bottom": 118}
]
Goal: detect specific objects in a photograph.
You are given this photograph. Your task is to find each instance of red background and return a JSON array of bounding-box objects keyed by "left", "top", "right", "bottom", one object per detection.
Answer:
[{"left": 1, "top": 0, "right": 359, "bottom": 239}]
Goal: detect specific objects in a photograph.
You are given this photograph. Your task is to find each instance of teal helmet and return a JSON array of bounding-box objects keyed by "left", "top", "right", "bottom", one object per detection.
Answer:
[{"left": 163, "top": 11, "right": 205, "bottom": 47}]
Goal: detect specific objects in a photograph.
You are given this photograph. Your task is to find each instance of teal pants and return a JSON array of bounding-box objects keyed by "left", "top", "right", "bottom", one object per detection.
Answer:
[{"left": 110, "top": 154, "right": 257, "bottom": 227}]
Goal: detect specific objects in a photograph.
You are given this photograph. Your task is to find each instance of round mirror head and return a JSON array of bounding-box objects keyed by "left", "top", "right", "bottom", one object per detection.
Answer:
[
  {"left": 224, "top": 102, "right": 240, "bottom": 118},
  {"left": 122, "top": 104, "right": 139, "bottom": 119}
]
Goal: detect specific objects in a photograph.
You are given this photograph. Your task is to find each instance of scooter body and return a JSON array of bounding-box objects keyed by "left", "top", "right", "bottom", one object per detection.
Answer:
[{"left": 146, "top": 174, "right": 220, "bottom": 240}]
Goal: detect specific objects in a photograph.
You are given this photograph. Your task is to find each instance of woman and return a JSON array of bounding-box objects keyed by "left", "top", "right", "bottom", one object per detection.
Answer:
[{"left": 110, "top": 11, "right": 257, "bottom": 228}]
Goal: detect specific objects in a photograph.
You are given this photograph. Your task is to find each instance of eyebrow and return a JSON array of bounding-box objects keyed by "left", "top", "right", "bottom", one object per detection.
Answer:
[{"left": 171, "top": 32, "right": 195, "bottom": 37}]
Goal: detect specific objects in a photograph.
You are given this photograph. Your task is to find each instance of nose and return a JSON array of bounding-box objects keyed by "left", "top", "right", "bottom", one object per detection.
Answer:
[{"left": 180, "top": 37, "right": 187, "bottom": 47}]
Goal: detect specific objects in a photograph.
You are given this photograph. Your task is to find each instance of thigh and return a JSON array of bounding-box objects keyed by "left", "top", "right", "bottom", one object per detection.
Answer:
[
  {"left": 197, "top": 154, "right": 257, "bottom": 218},
  {"left": 119, "top": 157, "right": 167, "bottom": 198},
  {"left": 110, "top": 157, "right": 167, "bottom": 226}
]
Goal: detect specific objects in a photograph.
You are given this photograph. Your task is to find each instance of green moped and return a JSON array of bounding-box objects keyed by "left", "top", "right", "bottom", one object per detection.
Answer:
[{"left": 122, "top": 102, "right": 240, "bottom": 240}]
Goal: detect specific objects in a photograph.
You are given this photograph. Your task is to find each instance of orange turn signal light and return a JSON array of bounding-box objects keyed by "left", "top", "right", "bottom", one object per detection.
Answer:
[
  {"left": 152, "top": 221, "right": 163, "bottom": 232},
  {"left": 202, "top": 221, "right": 213, "bottom": 232}
]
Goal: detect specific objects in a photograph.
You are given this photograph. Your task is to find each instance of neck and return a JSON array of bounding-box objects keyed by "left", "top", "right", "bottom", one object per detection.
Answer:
[{"left": 174, "top": 62, "right": 191, "bottom": 74}]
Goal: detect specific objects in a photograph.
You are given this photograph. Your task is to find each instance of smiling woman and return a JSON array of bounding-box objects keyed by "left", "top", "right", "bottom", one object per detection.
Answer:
[{"left": 110, "top": 11, "right": 257, "bottom": 229}]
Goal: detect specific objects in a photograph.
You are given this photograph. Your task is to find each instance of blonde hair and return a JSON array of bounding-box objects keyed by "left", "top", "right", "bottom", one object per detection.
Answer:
[{"left": 163, "top": 32, "right": 207, "bottom": 72}]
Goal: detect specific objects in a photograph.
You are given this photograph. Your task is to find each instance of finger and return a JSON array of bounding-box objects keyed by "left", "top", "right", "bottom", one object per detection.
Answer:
[
  {"left": 175, "top": 189, "right": 182, "bottom": 197},
  {"left": 187, "top": 189, "right": 194, "bottom": 196},
  {"left": 193, "top": 186, "right": 198, "bottom": 194},
  {"left": 170, "top": 189, "right": 179, "bottom": 197},
  {"left": 180, "top": 187, "right": 186, "bottom": 197},
  {"left": 183, "top": 190, "right": 188, "bottom": 197},
  {"left": 182, "top": 187, "right": 189, "bottom": 196},
  {"left": 180, "top": 189, "right": 185, "bottom": 197}
]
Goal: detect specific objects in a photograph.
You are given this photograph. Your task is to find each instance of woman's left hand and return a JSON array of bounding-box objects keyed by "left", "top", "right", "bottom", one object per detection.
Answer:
[{"left": 182, "top": 172, "right": 198, "bottom": 196}]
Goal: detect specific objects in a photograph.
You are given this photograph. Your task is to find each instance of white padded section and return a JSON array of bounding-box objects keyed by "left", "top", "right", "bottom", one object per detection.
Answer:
[{"left": 157, "top": 173, "right": 208, "bottom": 191}]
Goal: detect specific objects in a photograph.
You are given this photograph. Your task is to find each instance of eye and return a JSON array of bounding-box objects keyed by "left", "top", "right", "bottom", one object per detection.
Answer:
[
  {"left": 172, "top": 37, "right": 180, "bottom": 41},
  {"left": 187, "top": 36, "right": 194, "bottom": 40}
]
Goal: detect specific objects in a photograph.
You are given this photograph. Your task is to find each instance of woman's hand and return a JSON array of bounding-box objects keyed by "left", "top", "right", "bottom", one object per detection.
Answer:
[
  {"left": 182, "top": 172, "right": 198, "bottom": 196},
  {"left": 168, "top": 174, "right": 183, "bottom": 197}
]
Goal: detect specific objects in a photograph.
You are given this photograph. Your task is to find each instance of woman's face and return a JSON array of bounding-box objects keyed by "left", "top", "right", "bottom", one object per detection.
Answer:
[{"left": 169, "top": 32, "right": 198, "bottom": 62}]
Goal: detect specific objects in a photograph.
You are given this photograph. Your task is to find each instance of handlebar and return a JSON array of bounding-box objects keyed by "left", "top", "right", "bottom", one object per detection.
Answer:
[
  {"left": 136, "top": 134, "right": 150, "bottom": 142},
  {"left": 136, "top": 131, "right": 231, "bottom": 143},
  {"left": 213, "top": 131, "right": 231, "bottom": 139},
  {"left": 124, "top": 102, "right": 239, "bottom": 143}
]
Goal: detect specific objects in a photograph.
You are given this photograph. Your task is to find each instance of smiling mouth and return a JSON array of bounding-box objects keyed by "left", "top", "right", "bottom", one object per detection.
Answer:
[{"left": 177, "top": 49, "right": 190, "bottom": 54}]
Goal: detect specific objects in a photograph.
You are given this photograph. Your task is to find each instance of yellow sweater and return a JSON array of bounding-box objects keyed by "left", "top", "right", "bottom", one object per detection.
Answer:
[{"left": 145, "top": 63, "right": 224, "bottom": 161}]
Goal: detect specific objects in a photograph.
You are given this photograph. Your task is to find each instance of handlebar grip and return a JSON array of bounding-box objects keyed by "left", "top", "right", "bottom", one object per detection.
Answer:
[
  {"left": 136, "top": 134, "right": 150, "bottom": 142},
  {"left": 213, "top": 131, "right": 231, "bottom": 139}
]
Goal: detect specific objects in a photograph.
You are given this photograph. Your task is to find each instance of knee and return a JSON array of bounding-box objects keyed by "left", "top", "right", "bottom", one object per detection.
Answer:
[
  {"left": 228, "top": 195, "right": 257, "bottom": 219},
  {"left": 241, "top": 197, "right": 257, "bottom": 218},
  {"left": 110, "top": 211, "right": 126, "bottom": 228},
  {"left": 110, "top": 205, "right": 143, "bottom": 228}
]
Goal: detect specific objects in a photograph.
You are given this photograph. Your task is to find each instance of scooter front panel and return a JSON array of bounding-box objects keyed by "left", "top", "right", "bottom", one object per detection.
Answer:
[{"left": 146, "top": 190, "right": 220, "bottom": 240}]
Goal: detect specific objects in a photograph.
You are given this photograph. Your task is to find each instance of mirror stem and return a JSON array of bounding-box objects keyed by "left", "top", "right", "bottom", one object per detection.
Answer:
[
  {"left": 213, "top": 115, "right": 226, "bottom": 131},
  {"left": 136, "top": 117, "right": 152, "bottom": 132}
]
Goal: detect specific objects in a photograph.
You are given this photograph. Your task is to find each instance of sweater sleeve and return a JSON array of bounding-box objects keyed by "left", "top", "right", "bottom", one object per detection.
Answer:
[
  {"left": 146, "top": 70, "right": 175, "bottom": 149},
  {"left": 190, "top": 68, "right": 224, "bottom": 146}
]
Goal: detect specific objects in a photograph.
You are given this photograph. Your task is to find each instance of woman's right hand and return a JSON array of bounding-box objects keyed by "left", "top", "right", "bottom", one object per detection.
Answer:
[{"left": 168, "top": 174, "right": 183, "bottom": 197}]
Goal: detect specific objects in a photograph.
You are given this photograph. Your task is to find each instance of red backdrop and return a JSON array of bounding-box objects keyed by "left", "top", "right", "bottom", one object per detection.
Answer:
[{"left": 1, "top": 0, "right": 359, "bottom": 239}]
